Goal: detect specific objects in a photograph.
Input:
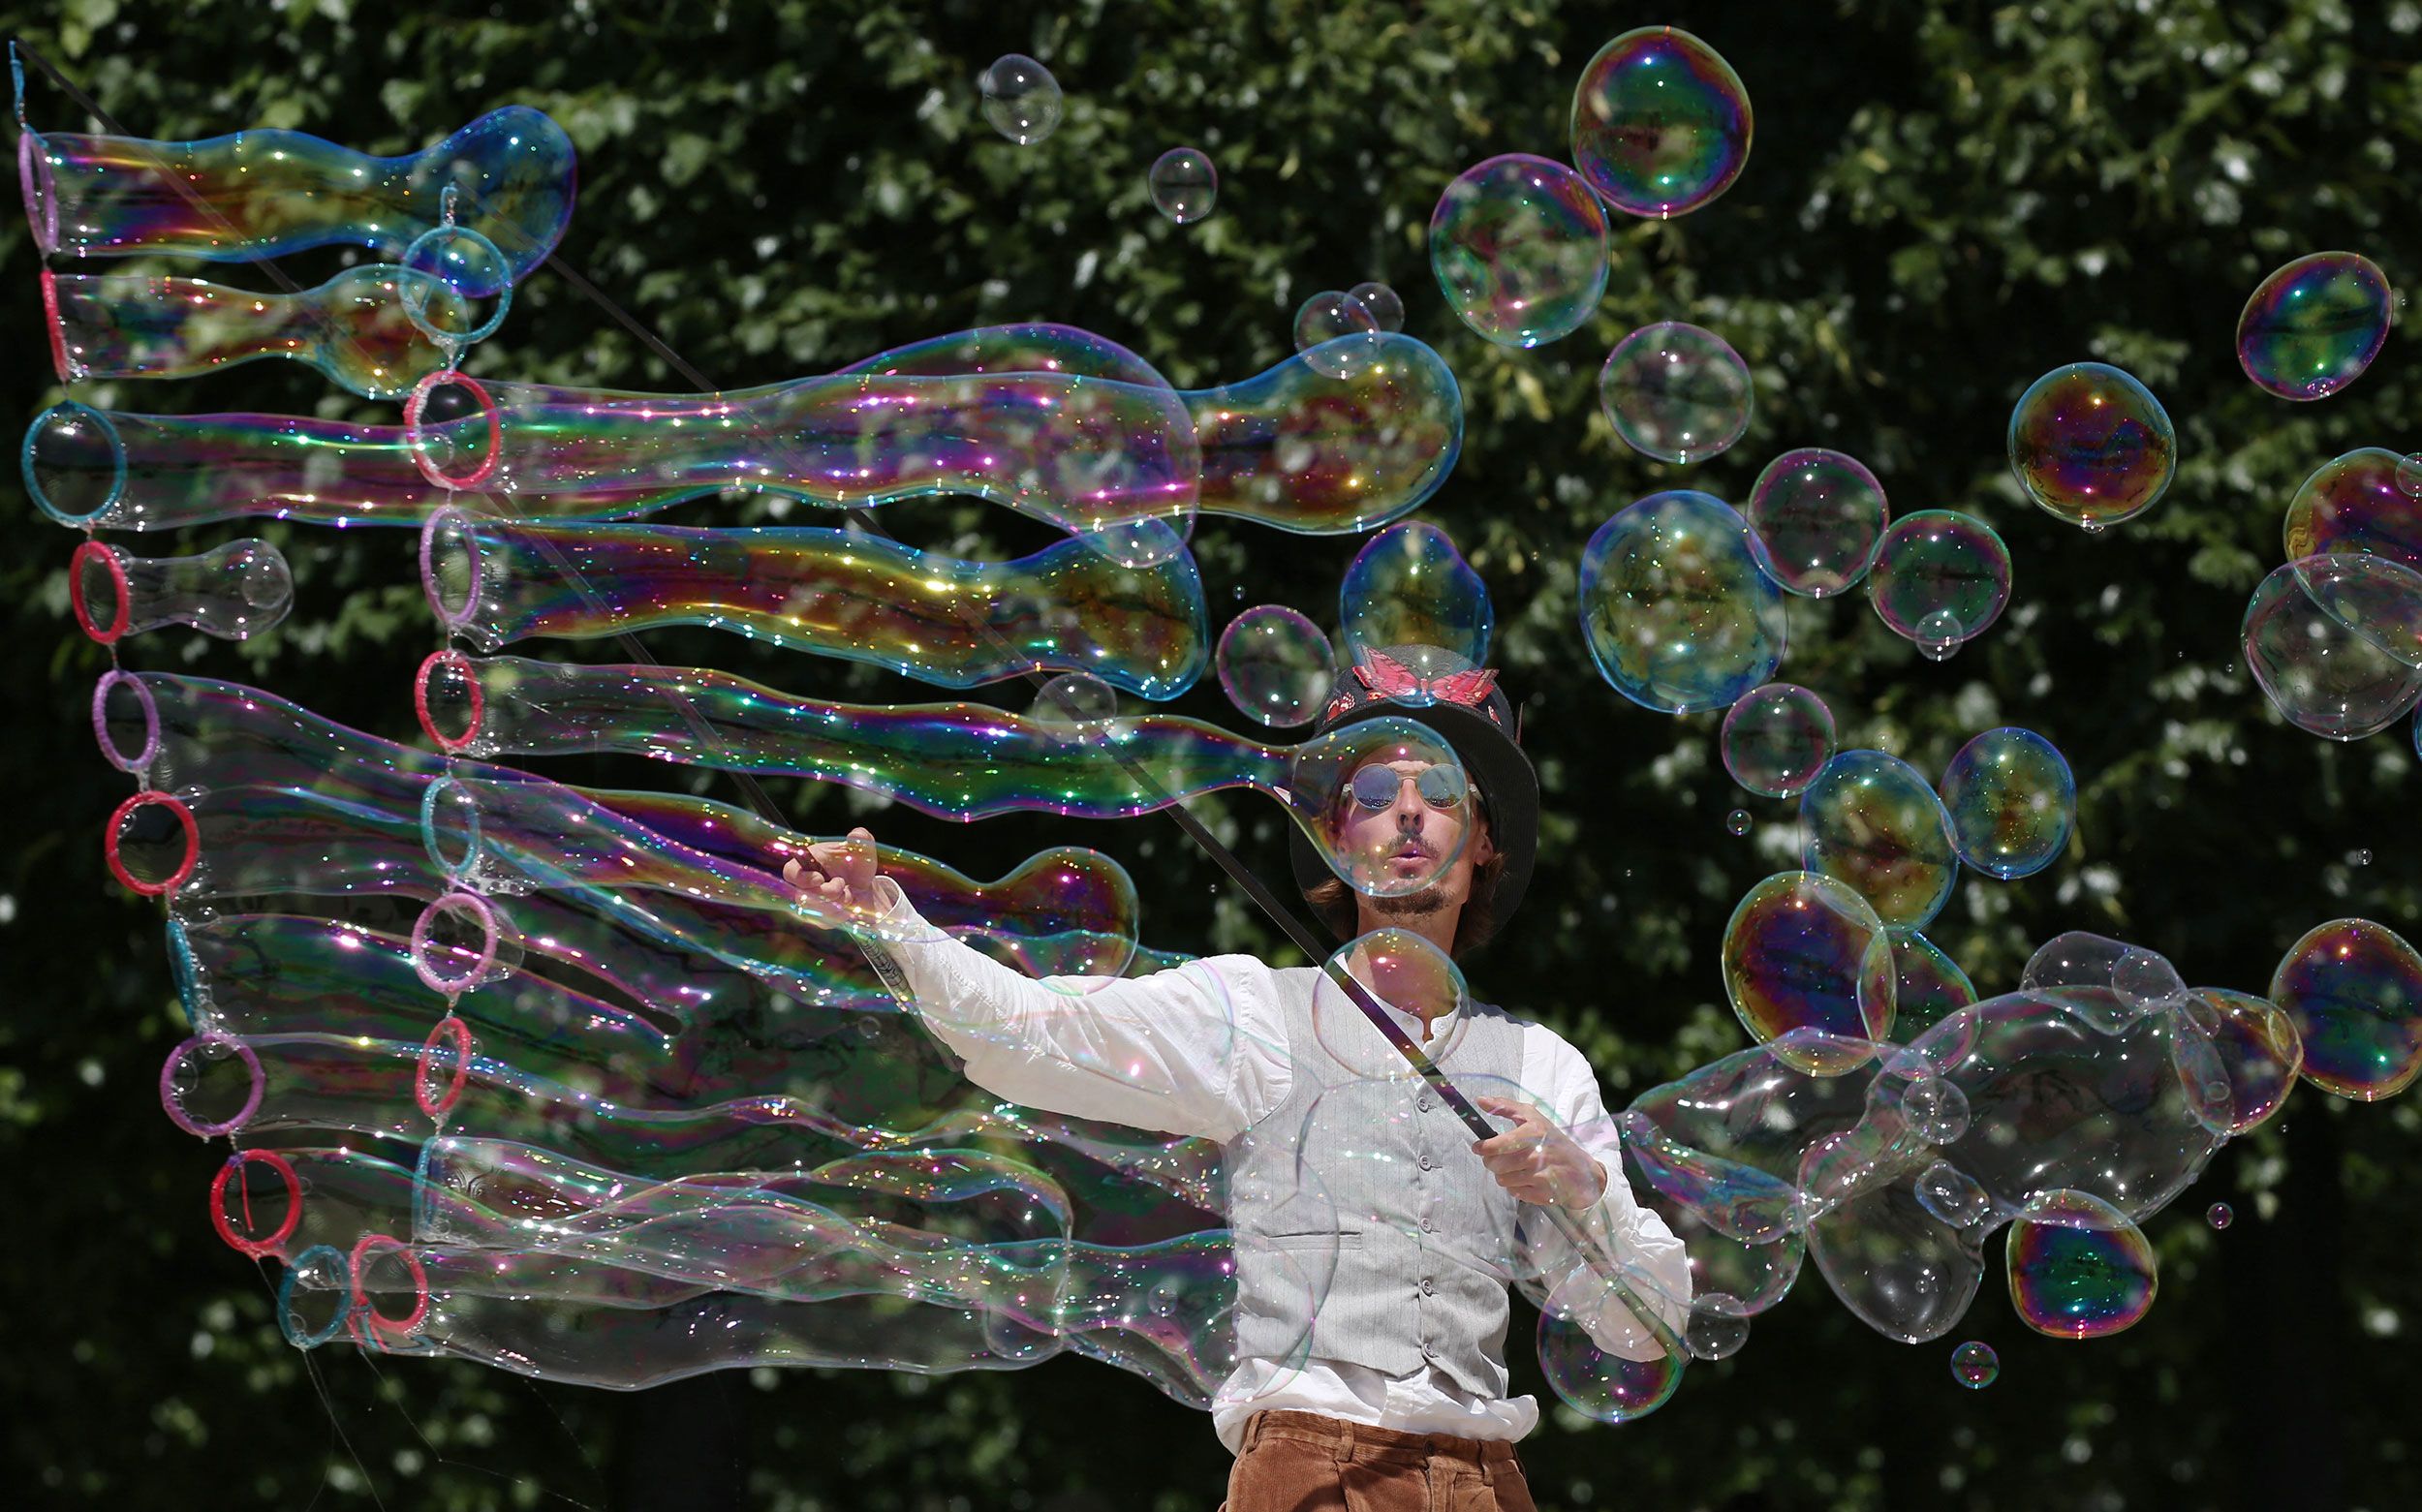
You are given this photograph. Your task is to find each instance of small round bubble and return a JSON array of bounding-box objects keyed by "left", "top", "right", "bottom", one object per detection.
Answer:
[
  {"left": 2399, "top": 453, "right": 2422, "bottom": 498},
  {"left": 979, "top": 55, "right": 1063, "bottom": 145},
  {"left": 1568, "top": 26, "right": 1754, "bottom": 220},
  {"left": 1685, "top": 1293, "right": 1751, "bottom": 1360},
  {"left": 2007, "top": 363, "right": 2176, "bottom": 531},
  {"left": 2269, "top": 917, "right": 2422, "bottom": 1101},
  {"left": 2005, "top": 1189, "right": 2158, "bottom": 1340},
  {"left": 1722, "top": 682, "right": 1835, "bottom": 799},
  {"left": 1292, "top": 291, "right": 1382, "bottom": 380},
  {"left": 1149, "top": 147, "right": 1218, "bottom": 224},
  {"left": 1579, "top": 491, "right": 1786, "bottom": 715},
  {"left": 1867, "top": 510, "right": 2012, "bottom": 658},
  {"left": 2237, "top": 252, "right": 2393, "bottom": 401},
  {"left": 1215, "top": 605, "right": 1335, "bottom": 728},
  {"left": 1800, "top": 750, "right": 1960, "bottom": 929},
  {"left": 1724, "top": 809, "right": 1751, "bottom": 838},
  {"left": 1938, "top": 726, "right": 2076, "bottom": 879},
  {"left": 1745, "top": 447, "right": 1889, "bottom": 598},
  {"left": 1720, "top": 870, "right": 1896, "bottom": 1073},
  {"left": 2207, "top": 1202, "right": 2234, "bottom": 1230},
  {"left": 1599, "top": 322, "right": 1753, "bottom": 466},
  {"left": 1950, "top": 1341, "right": 2000, "bottom": 1389},
  {"left": 1347, "top": 281, "right": 1405, "bottom": 333},
  {"left": 1428, "top": 154, "right": 1610, "bottom": 349}
]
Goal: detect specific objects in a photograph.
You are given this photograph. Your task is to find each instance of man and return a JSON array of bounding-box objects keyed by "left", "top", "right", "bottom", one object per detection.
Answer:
[{"left": 784, "top": 645, "right": 1690, "bottom": 1512}]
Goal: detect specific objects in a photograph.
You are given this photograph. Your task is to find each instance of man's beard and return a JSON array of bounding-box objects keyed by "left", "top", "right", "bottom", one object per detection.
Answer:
[{"left": 1372, "top": 884, "right": 1450, "bottom": 918}]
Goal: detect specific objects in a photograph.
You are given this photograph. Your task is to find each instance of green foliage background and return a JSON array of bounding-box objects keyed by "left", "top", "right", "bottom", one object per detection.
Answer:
[{"left": 3, "top": 1, "right": 2419, "bottom": 1507}]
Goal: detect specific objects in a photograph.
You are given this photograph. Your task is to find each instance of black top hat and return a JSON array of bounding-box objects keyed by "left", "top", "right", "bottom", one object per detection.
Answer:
[{"left": 1287, "top": 643, "right": 1538, "bottom": 948}]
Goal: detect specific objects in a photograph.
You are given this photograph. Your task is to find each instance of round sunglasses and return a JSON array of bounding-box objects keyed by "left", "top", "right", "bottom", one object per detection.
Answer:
[{"left": 1347, "top": 763, "right": 1472, "bottom": 813}]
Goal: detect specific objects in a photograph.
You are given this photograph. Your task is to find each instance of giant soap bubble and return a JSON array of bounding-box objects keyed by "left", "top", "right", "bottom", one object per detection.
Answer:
[
  {"left": 2242, "top": 559, "right": 2422, "bottom": 740},
  {"left": 1867, "top": 510, "right": 2012, "bottom": 661},
  {"left": 1339, "top": 520, "right": 1493, "bottom": 667},
  {"left": 1720, "top": 872, "right": 1895, "bottom": 1073},
  {"left": 1745, "top": 447, "right": 1888, "bottom": 598},
  {"left": 2006, "top": 362, "right": 2175, "bottom": 532},
  {"left": 2269, "top": 919, "right": 2422, "bottom": 1101},
  {"left": 1937, "top": 727, "right": 2076, "bottom": 880},
  {"left": 1799, "top": 751, "right": 1960, "bottom": 929},
  {"left": 1599, "top": 321, "right": 1754, "bottom": 465}
]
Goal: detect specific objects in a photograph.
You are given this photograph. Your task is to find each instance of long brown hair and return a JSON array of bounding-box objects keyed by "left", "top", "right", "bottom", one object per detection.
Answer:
[{"left": 1301, "top": 838, "right": 1508, "bottom": 959}]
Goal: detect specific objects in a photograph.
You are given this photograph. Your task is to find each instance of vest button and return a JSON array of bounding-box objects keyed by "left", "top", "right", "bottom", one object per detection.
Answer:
[
  {"left": 1417, "top": 1155, "right": 1434, "bottom": 1171},
  {"left": 1416, "top": 1096, "right": 1432, "bottom": 1112},
  {"left": 1421, "top": 1278, "right": 1436, "bottom": 1296}
]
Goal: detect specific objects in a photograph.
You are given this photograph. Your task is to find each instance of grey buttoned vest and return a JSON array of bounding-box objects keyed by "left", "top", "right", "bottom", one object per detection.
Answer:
[{"left": 1225, "top": 966, "right": 1527, "bottom": 1400}]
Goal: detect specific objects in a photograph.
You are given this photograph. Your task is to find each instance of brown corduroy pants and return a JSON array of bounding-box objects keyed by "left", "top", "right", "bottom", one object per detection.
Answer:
[{"left": 1219, "top": 1410, "right": 1540, "bottom": 1512}]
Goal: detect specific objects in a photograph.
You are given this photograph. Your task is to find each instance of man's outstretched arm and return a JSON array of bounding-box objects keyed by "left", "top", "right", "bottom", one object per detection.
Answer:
[{"left": 783, "top": 828, "right": 1292, "bottom": 1143}]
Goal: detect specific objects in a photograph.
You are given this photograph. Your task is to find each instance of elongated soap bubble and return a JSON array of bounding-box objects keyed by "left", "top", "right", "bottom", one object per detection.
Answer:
[
  {"left": 2269, "top": 918, "right": 2422, "bottom": 1101},
  {"left": 42, "top": 266, "right": 468, "bottom": 399},
  {"left": 1216, "top": 606, "right": 1334, "bottom": 727},
  {"left": 1938, "top": 727, "right": 2076, "bottom": 879},
  {"left": 1579, "top": 490, "right": 1786, "bottom": 715},
  {"left": 2006, "top": 363, "right": 2176, "bottom": 531},
  {"left": 2004, "top": 1189, "right": 2157, "bottom": 1340},
  {"left": 20, "top": 106, "right": 573, "bottom": 290},
  {"left": 419, "top": 509, "right": 1208, "bottom": 698},
  {"left": 1800, "top": 751, "right": 1959, "bottom": 929},
  {"left": 71, "top": 539, "right": 291, "bottom": 645},
  {"left": 2283, "top": 447, "right": 2422, "bottom": 577},
  {"left": 1599, "top": 322, "right": 1754, "bottom": 465},
  {"left": 1867, "top": 510, "right": 2011, "bottom": 660},
  {"left": 1149, "top": 148, "right": 1218, "bottom": 224},
  {"left": 1745, "top": 448, "right": 1888, "bottom": 597},
  {"left": 1885, "top": 928, "right": 1975, "bottom": 1044},
  {"left": 980, "top": 54, "right": 1063, "bottom": 145},
  {"left": 2237, "top": 252, "right": 2393, "bottom": 400},
  {"left": 1721, "top": 682, "right": 1834, "bottom": 799},
  {"left": 1339, "top": 520, "right": 1492, "bottom": 667},
  {"left": 1721, "top": 871, "right": 1895, "bottom": 1074},
  {"left": 1568, "top": 26, "right": 1753, "bottom": 220},
  {"left": 1428, "top": 154, "right": 1610, "bottom": 348},
  {"left": 25, "top": 330, "right": 1459, "bottom": 541},
  {"left": 2242, "top": 559, "right": 2422, "bottom": 740}
]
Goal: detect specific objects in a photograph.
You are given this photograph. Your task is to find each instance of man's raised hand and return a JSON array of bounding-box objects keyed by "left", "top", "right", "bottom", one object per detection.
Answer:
[
  {"left": 782, "top": 826, "right": 882, "bottom": 914},
  {"left": 1472, "top": 1095, "right": 1608, "bottom": 1212}
]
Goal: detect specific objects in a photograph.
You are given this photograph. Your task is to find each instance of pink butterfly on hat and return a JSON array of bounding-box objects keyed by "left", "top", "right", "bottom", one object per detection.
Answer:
[{"left": 1351, "top": 649, "right": 1500, "bottom": 710}]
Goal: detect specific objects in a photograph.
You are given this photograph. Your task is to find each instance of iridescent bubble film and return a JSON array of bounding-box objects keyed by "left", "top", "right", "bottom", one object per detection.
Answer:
[
  {"left": 2004, "top": 1189, "right": 2158, "bottom": 1341},
  {"left": 1950, "top": 1340, "right": 1999, "bottom": 1388},
  {"left": 2269, "top": 918, "right": 2422, "bottom": 1101},
  {"left": 1720, "top": 871, "right": 1896, "bottom": 1074},
  {"left": 2283, "top": 447, "right": 2422, "bottom": 578},
  {"left": 1310, "top": 928, "right": 1468, "bottom": 1077},
  {"left": 1568, "top": 26, "right": 1753, "bottom": 220},
  {"left": 1724, "top": 809, "right": 1752, "bottom": 837},
  {"left": 1339, "top": 519, "right": 1493, "bottom": 667},
  {"left": 2207, "top": 1203, "right": 2234, "bottom": 1230},
  {"left": 979, "top": 54, "right": 1063, "bottom": 145},
  {"left": 72, "top": 539, "right": 292, "bottom": 645},
  {"left": 1215, "top": 605, "right": 1335, "bottom": 728},
  {"left": 1938, "top": 727, "right": 2076, "bottom": 880},
  {"left": 1599, "top": 321, "right": 1754, "bottom": 466},
  {"left": 1721, "top": 682, "right": 1836, "bottom": 799},
  {"left": 2242, "top": 559, "right": 2422, "bottom": 741},
  {"left": 1149, "top": 148, "right": 1218, "bottom": 224},
  {"left": 2290, "top": 551, "right": 2422, "bottom": 671},
  {"left": 1427, "top": 154, "right": 1610, "bottom": 348},
  {"left": 1885, "top": 928, "right": 1976, "bottom": 1045},
  {"left": 2006, "top": 362, "right": 2176, "bottom": 531},
  {"left": 21, "top": 107, "right": 573, "bottom": 290},
  {"left": 1866, "top": 510, "right": 2012, "bottom": 658},
  {"left": 1579, "top": 490, "right": 1787, "bottom": 715},
  {"left": 1800, "top": 751, "right": 1960, "bottom": 929},
  {"left": 1745, "top": 447, "right": 1888, "bottom": 598},
  {"left": 2236, "top": 251, "right": 2393, "bottom": 401}
]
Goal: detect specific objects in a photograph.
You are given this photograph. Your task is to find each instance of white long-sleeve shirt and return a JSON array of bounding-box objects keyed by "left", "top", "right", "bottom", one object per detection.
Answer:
[{"left": 857, "top": 877, "right": 1692, "bottom": 1451}]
